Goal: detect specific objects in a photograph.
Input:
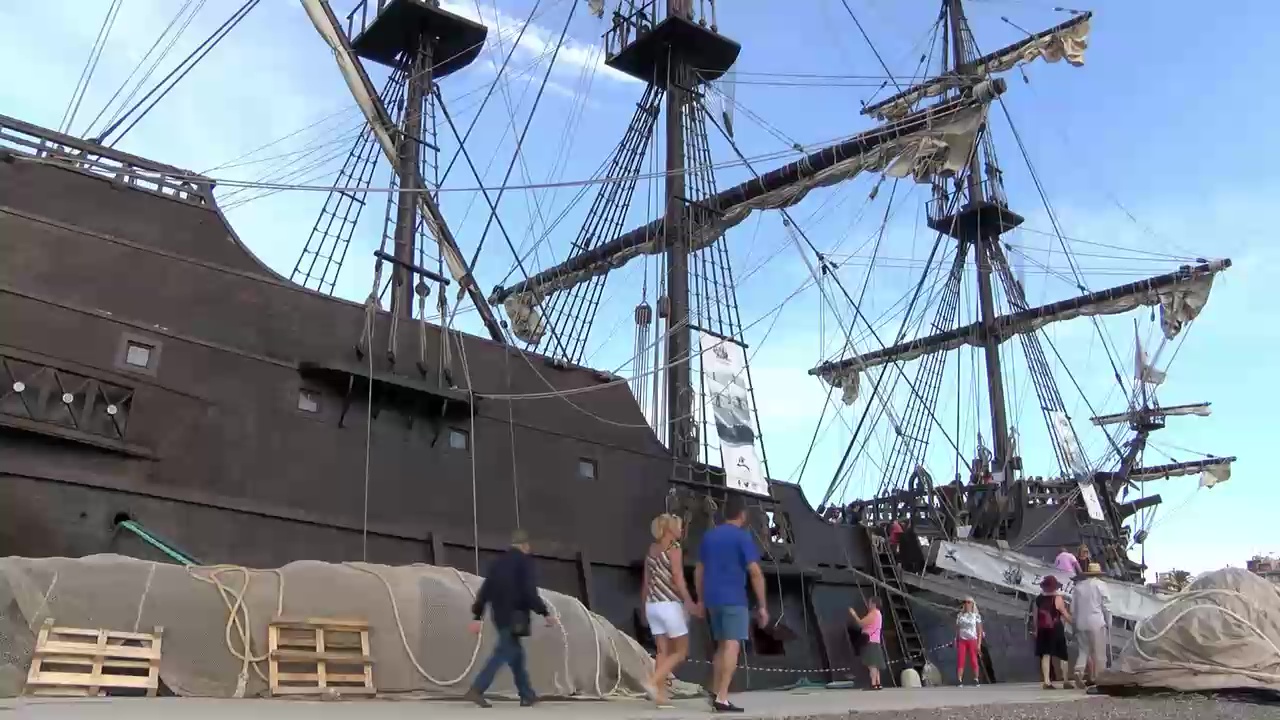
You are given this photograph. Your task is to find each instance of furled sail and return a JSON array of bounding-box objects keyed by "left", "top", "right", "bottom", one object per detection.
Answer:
[
  {"left": 1090, "top": 402, "right": 1212, "bottom": 428},
  {"left": 812, "top": 260, "right": 1231, "bottom": 404},
  {"left": 862, "top": 13, "right": 1091, "bottom": 122},
  {"left": 492, "top": 81, "right": 1007, "bottom": 343},
  {"left": 299, "top": 0, "right": 507, "bottom": 341},
  {"left": 1097, "top": 456, "right": 1236, "bottom": 487}
]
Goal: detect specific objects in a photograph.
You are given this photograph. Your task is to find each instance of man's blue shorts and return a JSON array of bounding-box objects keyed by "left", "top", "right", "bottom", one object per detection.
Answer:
[{"left": 707, "top": 605, "right": 749, "bottom": 642}]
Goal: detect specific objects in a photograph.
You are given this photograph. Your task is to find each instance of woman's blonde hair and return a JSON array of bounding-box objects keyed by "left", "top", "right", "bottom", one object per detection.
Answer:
[
  {"left": 650, "top": 513, "right": 682, "bottom": 540},
  {"left": 960, "top": 597, "right": 979, "bottom": 614}
]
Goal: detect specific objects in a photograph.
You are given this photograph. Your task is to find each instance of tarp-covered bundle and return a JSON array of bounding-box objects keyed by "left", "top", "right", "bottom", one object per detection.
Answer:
[
  {"left": 0, "top": 555, "right": 684, "bottom": 699},
  {"left": 1100, "top": 568, "right": 1280, "bottom": 693}
]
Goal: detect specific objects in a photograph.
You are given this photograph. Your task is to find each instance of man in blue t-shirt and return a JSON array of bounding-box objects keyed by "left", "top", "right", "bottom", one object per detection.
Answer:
[{"left": 695, "top": 496, "right": 767, "bottom": 713}]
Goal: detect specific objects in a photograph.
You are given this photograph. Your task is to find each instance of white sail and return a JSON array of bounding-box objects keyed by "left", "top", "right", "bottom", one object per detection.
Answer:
[
  {"left": 1199, "top": 461, "right": 1232, "bottom": 488},
  {"left": 1135, "top": 326, "right": 1167, "bottom": 385},
  {"left": 866, "top": 15, "right": 1091, "bottom": 122}
]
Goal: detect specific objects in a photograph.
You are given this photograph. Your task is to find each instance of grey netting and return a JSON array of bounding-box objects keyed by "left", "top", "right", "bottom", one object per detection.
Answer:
[
  {"left": 1099, "top": 568, "right": 1280, "bottom": 693},
  {"left": 0, "top": 555, "right": 701, "bottom": 700}
]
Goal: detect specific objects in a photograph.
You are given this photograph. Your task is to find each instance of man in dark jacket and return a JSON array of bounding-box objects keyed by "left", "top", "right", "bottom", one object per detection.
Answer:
[{"left": 465, "top": 529, "right": 556, "bottom": 707}]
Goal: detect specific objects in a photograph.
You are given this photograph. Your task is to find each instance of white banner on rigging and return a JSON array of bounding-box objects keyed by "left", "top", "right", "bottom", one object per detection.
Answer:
[
  {"left": 1050, "top": 410, "right": 1106, "bottom": 521},
  {"left": 933, "top": 540, "right": 1168, "bottom": 622},
  {"left": 698, "top": 333, "right": 768, "bottom": 497}
]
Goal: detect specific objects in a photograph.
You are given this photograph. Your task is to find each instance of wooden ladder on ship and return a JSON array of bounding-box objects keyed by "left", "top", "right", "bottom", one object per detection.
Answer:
[{"left": 865, "top": 527, "right": 926, "bottom": 686}]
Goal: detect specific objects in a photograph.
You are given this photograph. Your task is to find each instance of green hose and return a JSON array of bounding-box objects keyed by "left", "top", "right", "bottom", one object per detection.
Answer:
[{"left": 118, "top": 519, "right": 199, "bottom": 566}]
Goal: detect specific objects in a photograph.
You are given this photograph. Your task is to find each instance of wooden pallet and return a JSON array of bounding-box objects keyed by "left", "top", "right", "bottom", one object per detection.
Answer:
[
  {"left": 24, "top": 618, "right": 163, "bottom": 697},
  {"left": 268, "top": 616, "right": 375, "bottom": 697}
]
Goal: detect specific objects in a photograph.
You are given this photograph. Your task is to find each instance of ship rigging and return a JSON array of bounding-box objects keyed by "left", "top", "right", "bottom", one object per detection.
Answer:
[{"left": 0, "top": 0, "right": 1239, "bottom": 692}]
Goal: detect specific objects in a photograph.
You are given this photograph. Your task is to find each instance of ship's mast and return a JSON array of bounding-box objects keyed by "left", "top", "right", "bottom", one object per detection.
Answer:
[
  {"left": 390, "top": 36, "right": 432, "bottom": 318},
  {"left": 947, "top": 0, "right": 1012, "bottom": 473},
  {"left": 663, "top": 0, "right": 694, "bottom": 462},
  {"left": 300, "top": 0, "right": 508, "bottom": 342}
]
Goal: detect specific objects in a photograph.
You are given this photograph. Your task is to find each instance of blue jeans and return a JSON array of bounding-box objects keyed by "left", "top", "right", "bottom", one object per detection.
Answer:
[{"left": 471, "top": 627, "right": 535, "bottom": 699}]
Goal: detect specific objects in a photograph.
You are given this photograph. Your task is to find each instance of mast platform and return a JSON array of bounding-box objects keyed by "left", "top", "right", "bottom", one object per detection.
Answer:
[
  {"left": 926, "top": 178, "right": 1025, "bottom": 240},
  {"left": 348, "top": 0, "right": 487, "bottom": 76},
  {"left": 604, "top": 11, "right": 740, "bottom": 83}
]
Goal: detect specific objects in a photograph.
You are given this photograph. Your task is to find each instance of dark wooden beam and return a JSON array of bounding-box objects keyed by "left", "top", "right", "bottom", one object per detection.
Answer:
[{"left": 489, "top": 87, "right": 1005, "bottom": 304}]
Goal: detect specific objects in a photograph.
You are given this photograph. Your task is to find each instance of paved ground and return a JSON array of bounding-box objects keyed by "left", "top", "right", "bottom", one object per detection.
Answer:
[{"left": 2, "top": 685, "right": 1274, "bottom": 719}]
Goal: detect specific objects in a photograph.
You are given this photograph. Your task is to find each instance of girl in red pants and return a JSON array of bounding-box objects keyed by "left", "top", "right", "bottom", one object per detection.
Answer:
[{"left": 955, "top": 597, "right": 984, "bottom": 686}]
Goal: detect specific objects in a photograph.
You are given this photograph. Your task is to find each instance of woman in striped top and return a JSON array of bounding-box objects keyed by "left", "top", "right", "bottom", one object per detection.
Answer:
[{"left": 641, "top": 513, "right": 698, "bottom": 707}]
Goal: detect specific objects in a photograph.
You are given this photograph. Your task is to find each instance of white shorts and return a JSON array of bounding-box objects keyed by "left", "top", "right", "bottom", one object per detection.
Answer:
[{"left": 645, "top": 601, "right": 689, "bottom": 639}]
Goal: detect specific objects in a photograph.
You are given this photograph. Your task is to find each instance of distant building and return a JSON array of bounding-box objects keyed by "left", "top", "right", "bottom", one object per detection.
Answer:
[{"left": 1247, "top": 555, "right": 1280, "bottom": 585}]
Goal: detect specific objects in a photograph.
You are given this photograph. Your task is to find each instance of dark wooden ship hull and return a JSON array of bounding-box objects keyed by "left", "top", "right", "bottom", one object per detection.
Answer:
[{"left": 0, "top": 114, "right": 1100, "bottom": 691}]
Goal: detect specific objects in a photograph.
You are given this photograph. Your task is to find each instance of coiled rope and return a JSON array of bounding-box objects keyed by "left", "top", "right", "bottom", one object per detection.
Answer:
[{"left": 185, "top": 561, "right": 641, "bottom": 698}]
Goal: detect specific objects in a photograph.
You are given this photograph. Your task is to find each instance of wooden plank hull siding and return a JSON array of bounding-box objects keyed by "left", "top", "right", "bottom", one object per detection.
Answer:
[{"left": 0, "top": 143, "right": 1075, "bottom": 688}]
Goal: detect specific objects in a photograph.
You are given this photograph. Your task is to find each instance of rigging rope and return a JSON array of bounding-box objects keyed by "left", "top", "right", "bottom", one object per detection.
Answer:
[
  {"left": 993, "top": 96, "right": 1131, "bottom": 404},
  {"left": 838, "top": 0, "right": 904, "bottom": 93},
  {"left": 96, "top": 0, "right": 261, "bottom": 147},
  {"left": 83, "top": 0, "right": 207, "bottom": 138},
  {"left": 437, "top": 0, "right": 546, "bottom": 185},
  {"left": 796, "top": 181, "right": 898, "bottom": 488},
  {"left": 474, "top": 0, "right": 563, "bottom": 253},
  {"left": 59, "top": 0, "right": 124, "bottom": 136},
  {"left": 22, "top": 127, "right": 869, "bottom": 195}
]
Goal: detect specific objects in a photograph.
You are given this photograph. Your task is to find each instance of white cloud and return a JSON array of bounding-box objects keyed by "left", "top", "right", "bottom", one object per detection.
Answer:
[{"left": 440, "top": 0, "right": 639, "bottom": 86}]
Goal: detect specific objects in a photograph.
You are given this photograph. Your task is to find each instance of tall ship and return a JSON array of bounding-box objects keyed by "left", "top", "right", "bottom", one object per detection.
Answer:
[{"left": 0, "top": 0, "right": 1236, "bottom": 692}]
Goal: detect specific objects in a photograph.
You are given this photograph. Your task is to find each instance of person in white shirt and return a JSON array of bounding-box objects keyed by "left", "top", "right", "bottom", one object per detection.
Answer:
[
  {"left": 1069, "top": 562, "right": 1112, "bottom": 687},
  {"left": 954, "top": 597, "right": 983, "bottom": 686}
]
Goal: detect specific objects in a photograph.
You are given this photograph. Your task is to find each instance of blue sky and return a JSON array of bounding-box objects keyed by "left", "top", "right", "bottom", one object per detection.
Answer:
[{"left": 2, "top": 0, "right": 1276, "bottom": 579}]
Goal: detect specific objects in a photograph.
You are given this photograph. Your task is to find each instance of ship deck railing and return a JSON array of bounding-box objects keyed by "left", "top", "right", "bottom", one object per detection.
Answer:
[
  {"left": 0, "top": 113, "right": 213, "bottom": 207},
  {"left": 926, "top": 177, "right": 1011, "bottom": 224},
  {"left": 345, "top": 0, "right": 383, "bottom": 40},
  {"left": 603, "top": 0, "right": 659, "bottom": 60}
]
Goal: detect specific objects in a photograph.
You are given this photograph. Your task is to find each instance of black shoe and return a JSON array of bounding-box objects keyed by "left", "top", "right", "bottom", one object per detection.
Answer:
[
  {"left": 464, "top": 689, "right": 491, "bottom": 708},
  {"left": 520, "top": 696, "right": 539, "bottom": 707},
  {"left": 712, "top": 700, "right": 744, "bottom": 713}
]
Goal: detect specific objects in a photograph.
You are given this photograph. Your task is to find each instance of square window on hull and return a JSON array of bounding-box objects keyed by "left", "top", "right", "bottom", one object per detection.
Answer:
[
  {"left": 449, "top": 428, "right": 469, "bottom": 450},
  {"left": 578, "top": 458, "right": 597, "bottom": 481},
  {"left": 125, "top": 342, "right": 152, "bottom": 368},
  {"left": 298, "top": 389, "right": 319, "bottom": 413}
]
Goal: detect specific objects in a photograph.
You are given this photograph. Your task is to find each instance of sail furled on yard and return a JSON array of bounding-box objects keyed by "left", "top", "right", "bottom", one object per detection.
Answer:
[
  {"left": 1090, "top": 402, "right": 1212, "bottom": 428},
  {"left": 493, "top": 80, "right": 1007, "bottom": 344},
  {"left": 1096, "top": 456, "right": 1235, "bottom": 489},
  {"left": 862, "top": 13, "right": 1091, "bottom": 122},
  {"left": 811, "top": 260, "right": 1231, "bottom": 404}
]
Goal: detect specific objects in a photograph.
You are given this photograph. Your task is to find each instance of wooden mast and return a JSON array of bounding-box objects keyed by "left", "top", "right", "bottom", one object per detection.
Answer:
[
  {"left": 948, "top": 0, "right": 1012, "bottom": 475},
  {"left": 663, "top": 0, "right": 694, "bottom": 459}
]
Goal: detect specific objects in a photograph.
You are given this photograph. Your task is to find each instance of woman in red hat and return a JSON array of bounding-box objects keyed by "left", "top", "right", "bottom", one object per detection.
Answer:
[{"left": 1029, "top": 574, "right": 1073, "bottom": 689}]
